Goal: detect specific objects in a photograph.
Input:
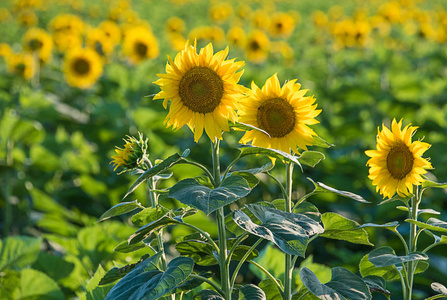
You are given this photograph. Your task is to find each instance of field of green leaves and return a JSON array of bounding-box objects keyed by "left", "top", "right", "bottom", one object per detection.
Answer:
[{"left": 1, "top": 0, "right": 447, "bottom": 299}]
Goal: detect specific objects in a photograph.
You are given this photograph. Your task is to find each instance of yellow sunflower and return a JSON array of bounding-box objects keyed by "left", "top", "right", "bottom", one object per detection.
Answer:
[
  {"left": 153, "top": 42, "right": 245, "bottom": 142},
  {"left": 245, "top": 30, "right": 270, "bottom": 64},
  {"left": 63, "top": 47, "right": 103, "bottom": 89},
  {"left": 269, "top": 12, "right": 296, "bottom": 38},
  {"left": 365, "top": 119, "right": 432, "bottom": 199},
  {"left": 111, "top": 134, "right": 148, "bottom": 172},
  {"left": 99, "top": 20, "right": 121, "bottom": 46},
  {"left": 86, "top": 27, "right": 115, "bottom": 58},
  {"left": 123, "top": 26, "right": 159, "bottom": 65},
  {"left": 6, "top": 53, "right": 36, "bottom": 80},
  {"left": 227, "top": 26, "right": 246, "bottom": 48},
  {"left": 22, "top": 27, "right": 53, "bottom": 64},
  {"left": 238, "top": 73, "right": 321, "bottom": 153}
]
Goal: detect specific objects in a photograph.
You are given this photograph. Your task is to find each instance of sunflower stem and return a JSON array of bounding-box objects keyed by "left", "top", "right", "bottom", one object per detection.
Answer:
[
  {"left": 284, "top": 161, "right": 294, "bottom": 300},
  {"left": 405, "top": 185, "right": 420, "bottom": 300},
  {"left": 212, "top": 139, "right": 231, "bottom": 299}
]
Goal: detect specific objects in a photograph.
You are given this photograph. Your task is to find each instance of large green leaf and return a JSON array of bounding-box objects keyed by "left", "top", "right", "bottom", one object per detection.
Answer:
[
  {"left": 307, "top": 178, "right": 369, "bottom": 203},
  {"left": 104, "top": 253, "right": 162, "bottom": 299},
  {"left": 233, "top": 205, "right": 323, "bottom": 256},
  {"left": 320, "top": 213, "right": 373, "bottom": 246},
  {"left": 259, "top": 278, "right": 283, "bottom": 300},
  {"left": 124, "top": 152, "right": 187, "bottom": 199},
  {"left": 363, "top": 276, "right": 391, "bottom": 297},
  {"left": 32, "top": 251, "right": 75, "bottom": 282},
  {"left": 172, "top": 272, "right": 213, "bottom": 294},
  {"left": 129, "top": 256, "right": 194, "bottom": 299},
  {"left": 0, "top": 236, "right": 42, "bottom": 271},
  {"left": 85, "top": 265, "right": 114, "bottom": 300},
  {"left": 238, "top": 144, "right": 302, "bottom": 166},
  {"left": 368, "top": 246, "right": 428, "bottom": 267},
  {"left": 239, "top": 284, "right": 266, "bottom": 300},
  {"left": 405, "top": 218, "right": 447, "bottom": 233},
  {"left": 169, "top": 175, "right": 252, "bottom": 215},
  {"left": 97, "top": 200, "right": 141, "bottom": 222},
  {"left": 300, "top": 267, "right": 371, "bottom": 300},
  {"left": 298, "top": 151, "right": 325, "bottom": 168},
  {"left": 99, "top": 254, "right": 151, "bottom": 285},
  {"left": 19, "top": 268, "right": 65, "bottom": 300},
  {"left": 359, "top": 253, "right": 400, "bottom": 281}
]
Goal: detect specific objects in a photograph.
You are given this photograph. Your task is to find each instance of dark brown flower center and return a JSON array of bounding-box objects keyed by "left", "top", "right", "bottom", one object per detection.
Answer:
[
  {"left": 72, "top": 58, "right": 90, "bottom": 75},
  {"left": 256, "top": 97, "right": 296, "bottom": 138},
  {"left": 178, "top": 66, "right": 224, "bottom": 114},
  {"left": 387, "top": 143, "right": 414, "bottom": 180},
  {"left": 134, "top": 41, "right": 148, "bottom": 57},
  {"left": 249, "top": 40, "right": 261, "bottom": 51},
  {"left": 29, "top": 39, "right": 43, "bottom": 51}
]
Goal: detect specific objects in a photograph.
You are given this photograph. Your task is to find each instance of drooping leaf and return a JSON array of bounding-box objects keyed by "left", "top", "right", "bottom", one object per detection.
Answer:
[
  {"left": 124, "top": 153, "right": 186, "bottom": 199},
  {"left": 238, "top": 144, "right": 301, "bottom": 166},
  {"left": 378, "top": 194, "right": 411, "bottom": 206},
  {"left": 422, "top": 180, "right": 447, "bottom": 190},
  {"left": 298, "top": 151, "right": 325, "bottom": 168},
  {"left": 0, "top": 236, "right": 42, "bottom": 271},
  {"left": 233, "top": 205, "right": 323, "bottom": 256},
  {"left": 307, "top": 178, "right": 370, "bottom": 203},
  {"left": 169, "top": 175, "right": 252, "bottom": 215},
  {"left": 97, "top": 200, "right": 141, "bottom": 222},
  {"left": 239, "top": 284, "right": 266, "bottom": 300},
  {"left": 368, "top": 246, "right": 428, "bottom": 267},
  {"left": 431, "top": 282, "right": 447, "bottom": 295},
  {"left": 104, "top": 253, "right": 161, "bottom": 299},
  {"left": 320, "top": 213, "right": 373, "bottom": 246},
  {"left": 129, "top": 257, "right": 194, "bottom": 300},
  {"left": 405, "top": 218, "right": 447, "bottom": 233},
  {"left": 300, "top": 267, "right": 371, "bottom": 300},
  {"left": 311, "top": 136, "right": 334, "bottom": 148},
  {"left": 357, "top": 222, "right": 399, "bottom": 230},
  {"left": 193, "top": 289, "right": 225, "bottom": 299}
]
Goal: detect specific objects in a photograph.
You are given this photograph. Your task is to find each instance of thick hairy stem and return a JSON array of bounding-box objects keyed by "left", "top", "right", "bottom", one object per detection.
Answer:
[{"left": 284, "top": 162, "right": 294, "bottom": 300}]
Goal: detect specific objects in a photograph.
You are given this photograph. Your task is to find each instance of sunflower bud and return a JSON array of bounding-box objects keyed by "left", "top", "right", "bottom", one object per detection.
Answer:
[{"left": 110, "top": 133, "right": 148, "bottom": 172}]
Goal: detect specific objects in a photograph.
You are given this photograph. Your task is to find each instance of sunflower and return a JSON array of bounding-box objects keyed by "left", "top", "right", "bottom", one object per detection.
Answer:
[
  {"left": 227, "top": 26, "right": 246, "bottom": 48},
  {"left": 269, "top": 12, "right": 296, "bottom": 38},
  {"left": 165, "top": 17, "right": 186, "bottom": 34},
  {"left": 22, "top": 27, "right": 53, "bottom": 64},
  {"left": 99, "top": 20, "right": 121, "bottom": 46},
  {"left": 111, "top": 134, "right": 148, "bottom": 172},
  {"left": 63, "top": 47, "right": 103, "bottom": 89},
  {"left": 6, "top": 53, "right": 36, "bottom": 80},
  {"left": 86, "top": 27, "right": 115, "bottom": 58},
  {"left": 245, "top": 30, "right": 270, "bottom": 64},
  {"left": 0, "top": 43, "right": 12, "bottom": 58},
  {"left": 153, "top": 42, "right": 245, "bottom": 142},
  {"left": 238, "top": 73, "right": 321, "bottom": 153},
  {"left": 123, "top": 26, "right": 159, "bottom": 65},
  {"left": 365, "top": 119, "right": 432, "bottom": 199}
]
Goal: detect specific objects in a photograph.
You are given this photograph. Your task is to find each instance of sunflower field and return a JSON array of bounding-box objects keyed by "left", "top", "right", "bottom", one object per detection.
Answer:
[{"left": 1, "top": 0, "right": 447, "bottom": 299}]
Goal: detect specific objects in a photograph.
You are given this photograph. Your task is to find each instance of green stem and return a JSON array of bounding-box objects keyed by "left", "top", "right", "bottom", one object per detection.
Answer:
[
  {"left": 405, "top": 185, "right": 421, "bottom": 300},
  {"left": 179, "top": 222, "right": 219, "bottom": 253},
  {"left": 189, "top": 274, "right": 225, "bottom": 297},
  {"left": 292, "top": 190, "right": 316, "bottom": 210},
  {"left": 184, "top": 160, "right": 216, "bottom": 185},
  {"left": 212, "top": 139, "right": 231, "bottom": 299},
  {"left": 3, "top": 139, "right": 13, "bottom": 236},
  {"left": 230, "top": 238, "right": 262, "bottom": 290},
  {"left": 284, "top": 161, "right": 294, "bottom": 300},
  {"left": 248, "top": 260, "right": 285, "bottom": 299},
  {"left": 222, "top": 155, "right": 242, "bottom": 180},
  {"left": 227, "top": 232, "right": 249, "bottom": 267},
  {"left": 391, "top": 227, "right": 410, "bottom": 255},
  {"left": 267, "top": 172, "right": 287, "bottom": 201}
]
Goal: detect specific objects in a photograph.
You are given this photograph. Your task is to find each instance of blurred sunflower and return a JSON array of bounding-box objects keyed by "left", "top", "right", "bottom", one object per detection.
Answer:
[
  {"left": 99, "top": 20, "right": 121, "bottom": 46},
  {"left": 269, "top": 12, "right": 296, "bottom": 38},
  {"left": 209, "top": 2, "right": 233, "bottom": 23},
  {"left": 22, "top": 27, "right": 53, "bottom": 64},
  {"left": 245, "top": 30, "right": 270, "bottom": 64},
  {"left": 238, "top": 73, "right": 321, "bottom": 154},
  {"left": 365, "top": 119, "right": 432, "bottom": 199},
  {"left": 123, "top": 26, "right": 159, "bottom": 64},
  {"left": 252, "top": 9, "right": 271, "bottom": 30},
  {"left": 227, "top": 26, "right": 246, "bottom": 48},
  {"left": 168, "top": 32, "right": 187, "bottom": 51},
  {"left": 17, "top": 9, "right": 38, "bottom": 27},
  {"left": 48, "top": 13, "right": 84, "bottom": 35},
  {"left": 0, "top": 43, "right": 12, "bottom": 58},
  {"left": 153, "top": 42, "right": 245, "bottom": 142},
  {"left": 189, "top": 26, "right": 225, "bottom": 46},
  {"left": 165, "top": 16, "right": 186, "bottom": 34},
  {"left": 6, "top": 53, "right": 36, "bottom": 79},
  {"left": 63, "top": 47, "right": 103, "bottom": 89},
  {"left": 86, "top": 27, "right": 115, "bottom": 58}
]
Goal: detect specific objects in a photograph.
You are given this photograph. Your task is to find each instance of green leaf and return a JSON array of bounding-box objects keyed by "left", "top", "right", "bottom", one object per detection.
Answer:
[
  {"left": 292, "top": 201, "right": 322, "bottom": 222},
  {"left": 113, "top": 241, "right": 147, "bottom": 253},
  {"left": 172, "top": 272, "right": 213, "bottom": 294},
  {"left": 124, "top": 153, "right": 186, "bottom": 199},
  {"left": 300, "top": 267, "right": 371, "bottom": 300},
  {"left": 128, "top": 214, "right": 182, "bottom": 245},
  {"left": 363, "top": 276, "right": 391, "bottom": 296},
  {"left": 19, "top": 268, "right": 65, "bottom": 299},
  {"left": 239, "top": 284, "right": 266, "bottom": 300},
  {"left": 99, "top": 254, "right": 152, "bottom": 285},
  {"left": 193, "top": 289, "right": 225, "bottom": 299},
  {"left": 86, "top": 265, "right": 114, "bottom": 300},
  {"left": 431, "top": 282, "right": 447, "bottom": 295},
  {"left": 320, "top": 213, "right": 373, "bottom": 246},
  {"left": 97, "top": 200, "right": 141, "bottom": 222},
  {"left": 311, "top": 136, "right": 334, "bottom": 148},
  {"left": 406, "top": 218, "right": 447, "bottom": 233},
  {"left": 32, "top": 251, "right": 75, "bottom": 281},
  {"left": 129, "top": 256, "right": 194, "bottom": 299},
  {"left": 378, "top": 194, "right": 411, "bottom": 206},
  {"left": 296, "top": 255, "right": 332, "bottom": 289},
  {"left": 368, "top": 247, "right": 428, "bottom": 267},
  {"left": 359, "top": 253, "right": 400, "bottom": 281},
  {"left": 307, "top": 178, "right": 370, "bottom": 203},
  {"left": 0, "top": 236, "right": 42, "bottom": 271},
  {"left": 233, "top": 204, "right": 323, "bottom": 256},
  {"left": 169, "top": 175, "right": 252, "bottom": 215},
  {"left": 231, "top": 163, "right": 273, "bottom": 176},
  {"left": 357, "top": 222, "right": 399, "bottom": 230},
  {"left": 422, "top": 180, "right": 447, "bottom": 190},
  {"left": 104, "top": 253, "right": 162, "bottom": 299},
  {"left": 231, "top": 122, "right": 271, "bottom": 137},
  {"left": 131, "top": 205, "right": 170, "bottom": 227},
  {"left": 230, "top": 172, "right": 260, "bottom": 189},
  {"left": 259, "top": 278, "right": 283, "bottom": 300},
  {"left": 238, "top": 144, "right": 301, "bottom": 166},
  {"left": 424, "top": 231, "right": 447, "bottom": 245},
  {"left": 298, "top": 151, "right": 325, "bottom": 168}
]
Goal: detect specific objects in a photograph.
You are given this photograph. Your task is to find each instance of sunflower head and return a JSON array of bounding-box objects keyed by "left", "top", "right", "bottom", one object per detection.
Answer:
[
  {"left": 153, "top": 41, "right": 245, "bottom": 142},
  {"left": 238, "top": 73, "right": 321, "bottom": 154},
  {"left": 365, "top": 119, "right": 433, "bottom": 199},
  {"left": 23, "top": 27, "right": 53, "bottom": 63},
  {"left": 111, "top": 133, "right": 148, "bottom": 172},
  {"left": 63, "top": 47, "right": 103, "bottom": 89},
  {"left": 123, "top": 26, "right": 159, "bottom": 65}
]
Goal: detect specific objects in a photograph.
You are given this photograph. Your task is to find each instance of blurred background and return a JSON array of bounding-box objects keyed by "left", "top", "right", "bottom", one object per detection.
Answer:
[{"left": 1, "top": 0, "right": 447, "bottom": 298}]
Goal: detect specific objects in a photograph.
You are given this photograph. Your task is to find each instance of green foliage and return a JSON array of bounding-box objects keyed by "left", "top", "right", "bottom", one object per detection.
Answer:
[{"left": 320, "top": 212, "right": 373, "bottom": 246}]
